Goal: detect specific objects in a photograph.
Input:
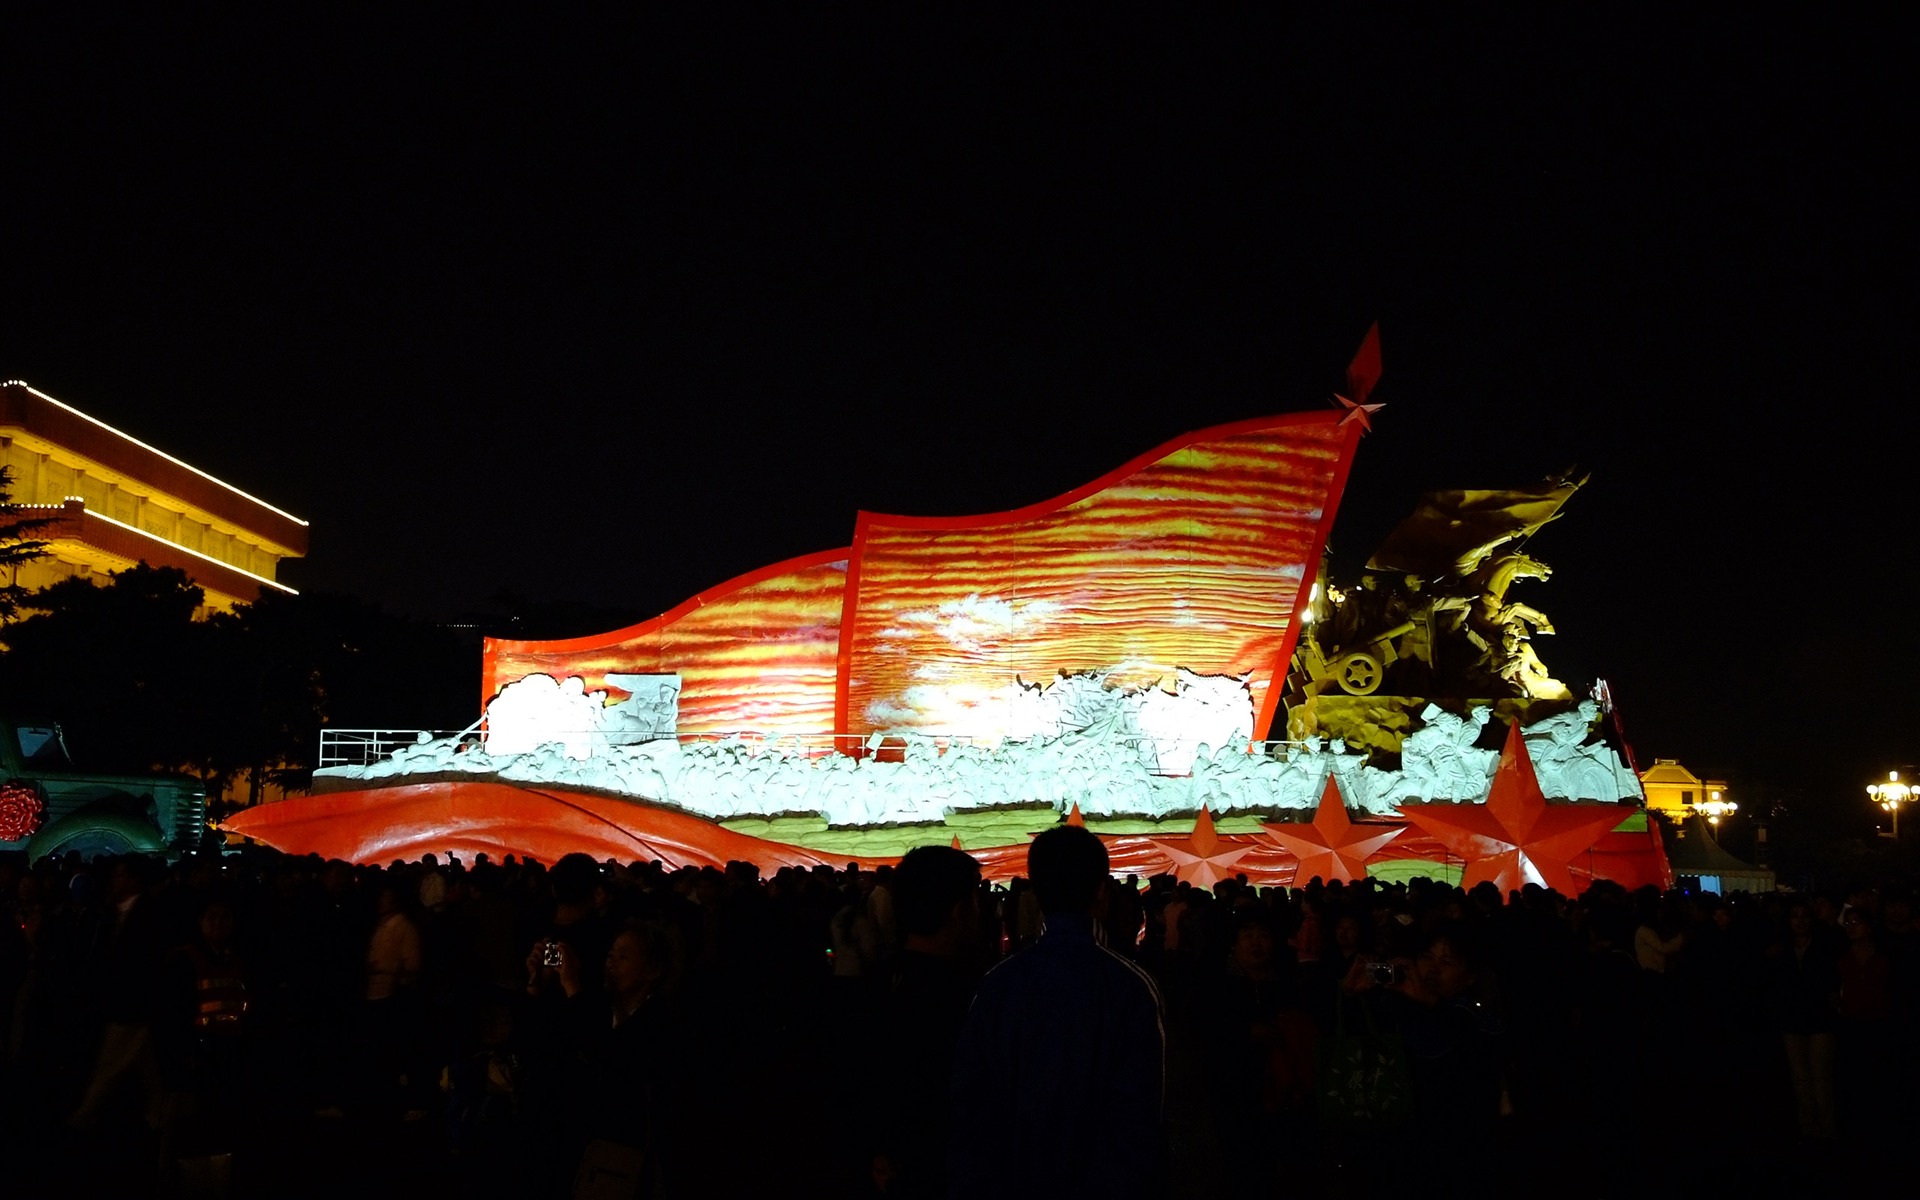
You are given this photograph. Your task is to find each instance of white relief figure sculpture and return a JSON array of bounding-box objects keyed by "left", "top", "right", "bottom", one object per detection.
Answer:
[
  {"left": 1208, "top": 764, "right": 1243, "bottom": 815},
  {"left": 1318, "top": 740, "right": 1373, "bottom": 813},
  {"left": 1051, "top": 672, "right": 1113, "bottom": 733},
  {"left": 1388, "top": 704, "right": 1496, "bottom": 804},
  {"left": 739, "top": 754, "right": 776, "bottom": 817},
  {"left": 485, "top": 674, "right": 604, "bottom": 760},
  {"left": 1179, "top": 669, "right": 1256, "bottom": 753},
  {"left": 1523, "top": 700, "right": 1637, "bottom": 802},
  {"left": 813, "top": 753, "right": 857, "bottom": 826},
  {"left": 701, "top": 760, "right": 737, "bottom": 820},
  {"left": 1262, "top": 737, "right": 1323, "bottom": 811},
  {"left": 1249, "top": 754, "right": 1293, "bottom": 811},
  {"left": 1130, "top": 670, "right": 1255, "bottom": 776},
  {"left": 325, "top": 638, "right": 1642, "bottom": 831},
  {"left": 627, "top": 753, "right": 670, "bottom": 804},
  {"left": 597, "top": 674, "right": 682, "bottom": 752},
  {"left": 1195, "top": 742, "right": 1257, "bottom": 815}
]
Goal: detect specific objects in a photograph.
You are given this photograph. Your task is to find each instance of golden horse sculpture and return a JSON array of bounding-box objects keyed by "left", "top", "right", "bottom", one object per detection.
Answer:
[{"left": 1295, "top": 471, "right": 1583, "bottom": 702}]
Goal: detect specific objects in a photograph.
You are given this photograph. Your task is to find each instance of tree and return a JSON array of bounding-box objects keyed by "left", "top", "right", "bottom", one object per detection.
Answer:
[
  {"left": 0, "top": 560, "right": 478, "bottom": 799},
  {"left": 0, "top": 563, "right": 213, "bottom": 774},
  {"left": 0, "top": 465, "right": 55, "bottom": 620},
  {"left": 201, "top": 590, "right": 475, "bottom": 803}
]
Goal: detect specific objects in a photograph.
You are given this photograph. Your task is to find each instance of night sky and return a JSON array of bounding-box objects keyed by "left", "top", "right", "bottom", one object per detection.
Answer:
[{"left": 4, "top": 10, "right": 1908, "bottom": 831}]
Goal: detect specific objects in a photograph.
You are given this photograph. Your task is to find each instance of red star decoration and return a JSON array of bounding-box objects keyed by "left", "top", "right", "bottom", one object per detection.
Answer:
[
  {"left": 1261, "top": 776, "right": 1401, "bottom": 884},
  {"left": 1397, "top": 720, "right": 1635, "bottom": 896},
  {"left": 1332, "top": 392, "right": 1385, "bottom": 432},
  {"left": 1027, "top": 804, "right": 1089, "bottom": 844},
  {"left": 1147, "top": 805, "right": 1256, "bottom": 888}
]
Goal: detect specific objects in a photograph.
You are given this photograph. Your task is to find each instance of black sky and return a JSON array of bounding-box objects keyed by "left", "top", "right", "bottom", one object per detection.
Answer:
[{"left": 4, "top": 9, "right": 1911, "bottom": 826}]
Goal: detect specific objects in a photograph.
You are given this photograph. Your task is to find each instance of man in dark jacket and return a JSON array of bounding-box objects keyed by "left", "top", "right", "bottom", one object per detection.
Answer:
[
  {"left": 950, "top": 826, "right": 1166, "bottom": 1198},
  {"left": 867, "top": 844, "right": 983, "bottom": 1198}
]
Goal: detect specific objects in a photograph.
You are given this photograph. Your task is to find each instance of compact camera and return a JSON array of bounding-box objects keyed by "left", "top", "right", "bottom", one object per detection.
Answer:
[
  {"left": 1363, "top": 959, "right": 1404, "bottom": 986},
  {"left": 542, "top": 939, "right": 563, "bottom": 968}
]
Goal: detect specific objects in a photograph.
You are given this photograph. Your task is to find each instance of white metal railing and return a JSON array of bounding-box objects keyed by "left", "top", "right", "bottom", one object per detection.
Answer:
[
  {"left": 317, "top": 724, "right": 478, "bottom": 768},
  {"left": 318, "top": 725, "right": 1307, "bottom": 774}
]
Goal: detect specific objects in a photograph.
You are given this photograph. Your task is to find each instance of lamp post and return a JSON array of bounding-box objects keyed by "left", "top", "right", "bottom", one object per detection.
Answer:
[
  {"left": 1696, "top": 788, "right": 1737, "bottom": 828},
  {"left": 1868, "top": 770, "right": 1913, "bottom": 840}
]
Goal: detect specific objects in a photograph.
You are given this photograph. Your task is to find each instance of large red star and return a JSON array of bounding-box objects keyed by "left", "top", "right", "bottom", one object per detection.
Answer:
[
  {"left": 1397, "top": 720, "right": 1635, "bottom": 896},
  {"left": 1147, "top": 805, "right": 1256, "bottom": 888},
  {"left": 1261, "top": 776, "right": 1402, "bottom": 884}
]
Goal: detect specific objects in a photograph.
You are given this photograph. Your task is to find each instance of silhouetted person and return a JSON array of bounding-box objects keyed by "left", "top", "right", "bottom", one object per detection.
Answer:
[
  {"left": 361, "top": 877, "right": 428, "bottom": 1118},
  {"left": 867, "top": 844, "right": 983, "bottom": 1198},
  {"left": 950, "top": 826, "right": 1165, "bottom": 1199},
  {"left": 157, "top": 895, "right": 252, "bottom": 1161},
  {"left": 529, "top": 917, "right": 688, "bottom": 1198},
  {"left": 1772, "top": 899, "right": 1839, "bottom": 1139},
  {"left": 70, "top": 856, "right": 169, "bottom": 1133}
]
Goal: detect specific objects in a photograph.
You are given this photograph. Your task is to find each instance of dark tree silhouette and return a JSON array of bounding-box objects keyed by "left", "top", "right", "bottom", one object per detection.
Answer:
[
  {"left": 0, "top": 563, "right": 212, "bottom": 775},
  {"left": 0, "top": 564, "right": 477, "bottom": 802},
  {"left": 206, "top": 590, "right": 475, "bottom": 803},
  {"left": 0, "top": 465, "right": 55, "bottom": 620}
]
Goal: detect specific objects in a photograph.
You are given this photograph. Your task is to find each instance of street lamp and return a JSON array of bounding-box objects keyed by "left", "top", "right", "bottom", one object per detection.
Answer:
[
  {"left": 1868, "top": 770, "right": 1913, "bottom": 839},
  {"left": 1696, "top": 790, "right": 1737, "bottom": 826}
]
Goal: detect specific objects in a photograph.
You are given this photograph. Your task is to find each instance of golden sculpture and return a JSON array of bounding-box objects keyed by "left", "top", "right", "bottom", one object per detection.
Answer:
[{"left": 1295, "top": 469, "right": 1585, "bottom": 705}]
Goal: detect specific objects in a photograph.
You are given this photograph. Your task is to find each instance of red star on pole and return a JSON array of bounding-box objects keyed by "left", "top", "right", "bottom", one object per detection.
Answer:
[
  {"left": 1332, "top": 393, "right": 1385, "bottom": 432},
  {"left": 1396, "top": 720, "right": 1635, "bottom": 896},
  {"left": 1147, "top": 805, "right": 1256, "bottom": 889},
  {"left": 1261, "top": 776, "right": 1401, "bottom": 884}
]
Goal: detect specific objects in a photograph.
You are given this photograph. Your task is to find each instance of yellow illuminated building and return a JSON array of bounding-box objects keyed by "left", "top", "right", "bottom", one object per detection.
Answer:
[
  {"left": 2, "top": 380, "right": 307, "bottom": 613},
  {"left": 1639, "top": 757, "right": 1731, "bottom": 824}
]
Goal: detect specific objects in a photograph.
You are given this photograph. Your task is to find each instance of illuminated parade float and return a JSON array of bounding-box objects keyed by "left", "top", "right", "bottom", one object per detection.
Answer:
[{"left": 229, "top": 334, "right": 1670, "bottom": 893}]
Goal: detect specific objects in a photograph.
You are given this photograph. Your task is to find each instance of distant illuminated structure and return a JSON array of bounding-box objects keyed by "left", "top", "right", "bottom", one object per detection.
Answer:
[
  {"left": 1, "top": 380, "right": 307, "bottom": 612},
  {"left": 1639, "top": 758, "right": 1732, "bottom": 824},
  {"left": 1869, "top": 770, "right": 1912, "bottom": 840}
]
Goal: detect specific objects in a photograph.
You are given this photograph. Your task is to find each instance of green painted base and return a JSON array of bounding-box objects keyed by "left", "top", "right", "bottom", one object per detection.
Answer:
[
  {"left": 1364, "top": 858, "right": 1461, "bottom": 886},
  {"left": 718, "top": 806, "right": 1288, "bottom": 857}
]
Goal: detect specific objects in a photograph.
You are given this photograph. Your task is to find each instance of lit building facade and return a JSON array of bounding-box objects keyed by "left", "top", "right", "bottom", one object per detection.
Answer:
[
  {"left": 1, "top": 380, "right": 307, "bottom": 612},
  {"left": 1638, "top": 757, "right": 1730, "bottom": 823}
]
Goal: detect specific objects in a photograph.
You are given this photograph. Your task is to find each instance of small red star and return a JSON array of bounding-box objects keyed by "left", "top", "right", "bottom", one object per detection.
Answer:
[
  {"left": 1148, "top": 805, "right": 1256, "bottom": 888},
  {"left": 1397, "top": 720, "right": 1634, "bottom": 896},
  {"left": 1332, "top": 392, "right": 1385, "bottom": 432},
  {"left": 1262, "top": 776, "right": 1402, "bottom": 884}
]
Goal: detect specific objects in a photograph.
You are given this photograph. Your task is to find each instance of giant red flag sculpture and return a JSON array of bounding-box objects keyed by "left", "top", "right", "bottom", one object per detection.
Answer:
[
  {"left": 1397, "top": 721, "right": 1634, "bottom": 896},
  {"left": 1346, "top": 321, "right": 1383, "bottom": 406},
  {"left": 1147, "top": 805, "right": 1256, "bottom": 889},
  {"left": 1262, "top": 776, "right": 1401, "bottom": 884}
]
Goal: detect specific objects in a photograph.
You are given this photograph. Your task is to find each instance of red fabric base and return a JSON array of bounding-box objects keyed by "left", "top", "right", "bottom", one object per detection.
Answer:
[{"left": 225, "top": 781, "right": 1671, "bottom": 894}]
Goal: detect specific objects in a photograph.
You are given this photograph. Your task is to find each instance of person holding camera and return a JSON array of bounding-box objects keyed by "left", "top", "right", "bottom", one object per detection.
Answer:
[
  {"left": 522, "top": 918, "right": 689, "bottom": 1198},
  {"left": 1343, "top": 921, "right": 1504, "bottom": 1142}
]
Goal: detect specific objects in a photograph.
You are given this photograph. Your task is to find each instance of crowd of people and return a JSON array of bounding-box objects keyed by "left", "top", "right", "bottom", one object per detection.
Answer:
[{"left": 1, "top": 836, "right": 1913, "bottom": 1198}]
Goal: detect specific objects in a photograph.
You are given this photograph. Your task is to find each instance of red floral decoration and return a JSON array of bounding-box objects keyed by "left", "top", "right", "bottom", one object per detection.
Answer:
[{"left": 0, "top": 781, "right": 46, "bottom": 843}]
